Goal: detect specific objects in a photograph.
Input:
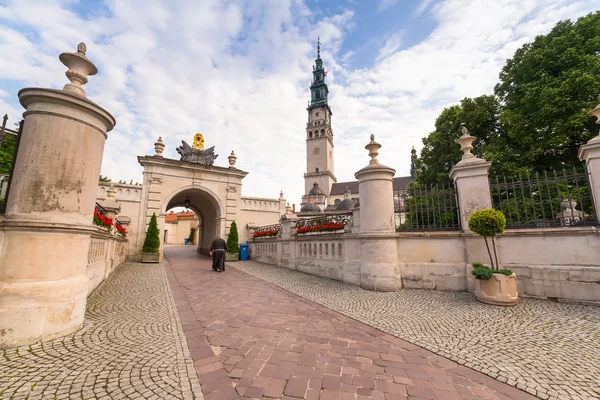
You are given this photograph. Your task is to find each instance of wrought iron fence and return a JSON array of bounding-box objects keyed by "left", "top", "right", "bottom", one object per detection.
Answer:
[
  {"left": 252, "top": 223, "right": 281, "bottom": 238},
  {"left": 0, "top": 116, "right": 23, "bottom": 214},
  {"left": 95, "top": 202, "right": 107, "bottom": 216},
  {"left": 394, "top": 183, "right": 461, "bottom": 231},
  {"left": 490, "top": 167, "right": 597, "bottom": 229},
  {"left": 295, "top": 213, "right": 352, "bottom": 234}
]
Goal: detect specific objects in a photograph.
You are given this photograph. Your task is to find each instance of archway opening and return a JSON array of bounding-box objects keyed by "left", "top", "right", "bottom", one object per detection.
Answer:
[
  {"left": 164, "top": 207, "right": 201, "bottom": 247},
  {"left": 164, "top": 187, "right": 223, "bottom": 255}
]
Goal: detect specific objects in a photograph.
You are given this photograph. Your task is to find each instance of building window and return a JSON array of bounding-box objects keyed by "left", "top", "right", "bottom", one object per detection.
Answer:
[
  {"left": 309, "top": 131, "right": 313, "bottom": 138},
  {"left": 321, "top": 129, "right": 325, "bottom": 136},
  {"left": 316, "top": 168, "right": 319, "bottom": 173}
]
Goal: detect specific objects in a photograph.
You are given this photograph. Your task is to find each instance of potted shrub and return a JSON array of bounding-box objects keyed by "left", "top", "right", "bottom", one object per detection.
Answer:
[
  {"left": 141, "top": 212, "right": 160, "bottom": 263},
  {"left": 226, "top": 221, "right": 240, "bottom": 261},
  {"left": 468, "top": 208, "right": 518, "bottom": 306},
  {"left": 188, "top": 227, "right": 196, "bottom": 245}
]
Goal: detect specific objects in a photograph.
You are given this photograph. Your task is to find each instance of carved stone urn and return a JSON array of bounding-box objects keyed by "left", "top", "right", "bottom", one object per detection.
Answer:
[{"left": 474, "top": 272, "right": 518, "bottom": 306}]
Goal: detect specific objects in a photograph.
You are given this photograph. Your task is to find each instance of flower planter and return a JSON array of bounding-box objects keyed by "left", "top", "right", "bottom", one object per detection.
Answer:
[
  {"left": 225, "top": 252, "right": 239, "bottom": 262},
  {"left": 474, "top": 273, "right": 518, "bottom": 306},
  {"left": 141, "top": 252, "right": 160, "bottom": 263}
]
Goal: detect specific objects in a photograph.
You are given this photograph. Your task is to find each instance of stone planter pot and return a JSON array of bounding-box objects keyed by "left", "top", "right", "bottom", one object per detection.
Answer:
[
  {"left": 141, "top": 252, "right": 160, "bottom": 263},
  {"left": 225, "top": 252, "right": 239, "bottom": 262},
  {"left": 474, "top": 273, "right": 518, "bottom": 306}
]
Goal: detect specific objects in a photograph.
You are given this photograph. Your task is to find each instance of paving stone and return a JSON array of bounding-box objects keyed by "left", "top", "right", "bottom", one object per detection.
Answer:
[
  {"left": 233, "top": 258, "right": 600, "bottom": 400},
  {"left": 0, "top": 262, "right": 203, "bottom": 399},
  {"left": 164, "top": 246, "right": 539, "bottom": 400}
]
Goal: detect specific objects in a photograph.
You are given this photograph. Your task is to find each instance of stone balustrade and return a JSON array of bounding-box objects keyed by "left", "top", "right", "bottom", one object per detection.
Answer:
[
  {"left": 86, "top": 229, "right": 128, "bottom": 295},
  {"left": 249, "top": 224, "right": 600, "bottom": 304}
]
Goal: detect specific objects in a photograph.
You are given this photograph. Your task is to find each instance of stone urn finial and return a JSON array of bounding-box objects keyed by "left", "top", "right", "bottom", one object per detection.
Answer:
[
  {"left": 228, "top": 151, "right": 237, "bottom": 168},
  {"left": 59, "top": 42, "right": 98, "bottom": 97},
  {"left": 154, "top": 137, "right": 165, "bottom": 157},
  {"left": 107, "top": 183, "right": 116, "bottom": 199},
  {"left": 365, "top": 134, "right": 381, "bottom": 165},
  {"left": 279, "top": 190, "right": 285, "bottom": 200},
  {"left": 587, "top": 94, "right": 600, "bottom": 143},
  {"left": 286, "top": 202, "right": 291, "bottom": 212},
  {"left": 456, "top": 123, "right": 476, "bottom": 160}
]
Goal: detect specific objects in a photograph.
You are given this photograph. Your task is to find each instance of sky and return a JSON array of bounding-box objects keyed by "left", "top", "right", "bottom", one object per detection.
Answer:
[{"left": 1, "top": 0, "right": 599, "bottom": 207}]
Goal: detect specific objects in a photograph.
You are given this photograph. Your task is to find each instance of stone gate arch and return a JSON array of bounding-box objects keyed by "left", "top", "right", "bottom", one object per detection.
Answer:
[
  {"left": 162, "top": 185, "right": 225, "bottom": 254},
  {"left": 136, "top": 150, "right": 249, "bottom": 261}
]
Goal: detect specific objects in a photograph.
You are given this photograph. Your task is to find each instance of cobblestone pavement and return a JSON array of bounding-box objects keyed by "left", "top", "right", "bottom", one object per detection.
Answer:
[
  {"left": 0, "top": 262, "right": 203, "bottom": 400},
  {"left": 232, "top": 260, "right": 600, "bottom": 400},
  {"left": 166, "top": 245, "right": 537, "bottom": 400}
]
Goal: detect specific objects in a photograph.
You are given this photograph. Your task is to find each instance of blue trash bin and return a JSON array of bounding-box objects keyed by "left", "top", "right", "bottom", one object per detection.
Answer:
[
  {"left": 240, "top": 243, "right": 249, "bottom": 261},
  {"left": 184, "top": 238, "right": 189, "bottom": 245}
]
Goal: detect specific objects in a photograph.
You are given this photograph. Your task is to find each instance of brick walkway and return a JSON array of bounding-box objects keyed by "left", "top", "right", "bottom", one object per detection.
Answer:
[
  {"left": 0, "top": 261, "right": 202, "bottom": 400},
  {"left": 232, "top": 259, "right": 600, "bottom": 400},
  {"left": 166, "top": 245, "right": 537, "bottom": 400}
]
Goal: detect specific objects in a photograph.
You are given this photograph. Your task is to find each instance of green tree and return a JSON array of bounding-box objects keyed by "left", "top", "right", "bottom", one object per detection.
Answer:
[
  {"left": 188, "top": 227, "right": 196, "bottom": 244},
  {"left": 0, "top": 135, "right": 16, "bottom": 174},
  {"left": 494, "top": 11, "right": 600, "bottom": 172},
  {"left": 226, "top": 221, "right": 239, "bottom": 254},
  {"left": 99, "top": 175, "right": 112, "bottom": 182},
  {"left": 415, "top": 95, "right": 502, "bottom": 186},
  {"left": 142, "top": 213, "right": 160, "bottom": 253}
]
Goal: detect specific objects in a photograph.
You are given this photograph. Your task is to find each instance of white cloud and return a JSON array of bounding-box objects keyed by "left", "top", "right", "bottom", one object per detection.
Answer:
[
  {"left": 376, "top": 32, "right": 404, "bottom": 62},
  {"left": 0, "top": 0, "right": 598, "bottom": 209},
  {"left": 378, "top": 0, "right": 400, "bottom": 13}
]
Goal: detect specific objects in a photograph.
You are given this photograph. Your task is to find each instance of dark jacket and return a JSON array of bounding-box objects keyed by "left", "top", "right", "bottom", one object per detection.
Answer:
[{"left": 210, "top": 238, "right": 227, "bottom": 252}]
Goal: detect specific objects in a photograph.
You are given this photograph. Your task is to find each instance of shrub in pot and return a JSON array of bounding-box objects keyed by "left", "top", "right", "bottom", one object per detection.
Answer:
[
  {"left": 226, "top": 221, "right": 240, "bottom": 261},
  {"left": 469, "top": 209, "right": 518, "bottom": 306},
  {"left": 141, "top": 212, "right": 160, "bottom": 263}
]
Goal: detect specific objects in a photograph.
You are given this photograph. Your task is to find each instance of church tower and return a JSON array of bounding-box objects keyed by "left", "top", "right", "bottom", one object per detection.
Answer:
[{"left": 304, "top": 38, "right": 336, "bottom": 197}]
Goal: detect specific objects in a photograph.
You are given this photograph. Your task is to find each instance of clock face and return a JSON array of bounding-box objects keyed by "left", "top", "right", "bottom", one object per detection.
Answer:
[{"left": 313, "top": 147, "right": 320, "bottom": 155}]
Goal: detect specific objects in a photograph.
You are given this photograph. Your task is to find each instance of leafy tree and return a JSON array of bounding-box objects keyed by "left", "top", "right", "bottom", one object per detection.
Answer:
[
  {"left": 415, "top": 95, "right": 502, "bottom": 186},
  {"left": 494, "top": 11, "right": 600, "bottom": 172},
  {"left": 188, "top": 227, "right": 196, "bottom": 244},
  {"left": 415, "top": 12, "right": 600, "bottom": 184},
  {"left": 0, "top": 135, "right": 16, "bottom": 175},
  {"left": 142, "top": 213, "right": 160, "bottom": 253},
  {"left": 99, "top": 175, "right": 111, "bottom": 182},
  {"left": 227, "top": 221, "right": 239, "bottom": 254}
]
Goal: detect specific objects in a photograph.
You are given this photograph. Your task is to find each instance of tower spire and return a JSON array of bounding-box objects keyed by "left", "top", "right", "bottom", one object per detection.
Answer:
[{"left": 317, "top": 37, "right": 321, "bottom": 58}]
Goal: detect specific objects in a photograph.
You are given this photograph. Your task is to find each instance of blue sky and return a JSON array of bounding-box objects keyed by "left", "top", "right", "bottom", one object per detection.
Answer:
[{"left": 0, "top": 0, "right": 599, "bottom": 206}]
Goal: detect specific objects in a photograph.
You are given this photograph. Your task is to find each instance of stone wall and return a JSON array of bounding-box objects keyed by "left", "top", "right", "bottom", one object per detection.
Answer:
[
  {"left": 97, "top": 182, "right": 142, "bottom": 261},
  {"left": 86, "top": 229, "right": 128, "bottom": 294},
  {"left": 249, "top": 225, "right": 600, "bottom": 304}
]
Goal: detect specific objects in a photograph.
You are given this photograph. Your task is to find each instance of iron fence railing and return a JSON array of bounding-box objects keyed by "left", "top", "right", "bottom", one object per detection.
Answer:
[
  {"left": 95, "top": 202, "right": 107, "bottom": 216},
  {"left": 394, "top": 183, "right": 461, "bottom": 232},
  {"left": 490, "top": 167, "right": 597, "bottom": 229},
  {"left": 0, "top": 117, "right": 23, "bottom": 214},
  {"left": 252, "top": 223, "right": 281, "bottom": 238},
  {"left": 295, "top": 213, "right": 352, "bottom": 234}
]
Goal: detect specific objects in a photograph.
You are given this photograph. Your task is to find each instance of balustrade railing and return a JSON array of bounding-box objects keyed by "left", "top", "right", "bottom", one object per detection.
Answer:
[
  {"left": 295, "top": 213, "right": 352, "bottom": 234},
  {"left": 490, "top": 167, "right": 597, "bottom": 229},
  {"left": 394, "top": 183, "right": 461, "bottom": 231}
]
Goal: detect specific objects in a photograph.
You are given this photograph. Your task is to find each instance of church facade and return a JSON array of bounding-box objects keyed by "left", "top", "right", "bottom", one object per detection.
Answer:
[{"left": 299, "top": 42, "right": 416, "bottom": 216}]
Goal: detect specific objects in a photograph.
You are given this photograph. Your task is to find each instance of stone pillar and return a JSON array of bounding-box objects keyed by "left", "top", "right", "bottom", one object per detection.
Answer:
[
  {"left": 449, "top": 124, "right": 492, "bottom": 232},
  {"left": 99, "top": 183, "right": 121, "bottom": 221},
  {"left": 579, "top": 96, "right": 600, "bottom": 218},
  {"left": 0, "top": 43, "right": 115, "bottom": 349},
  {"left": 355, "top": 135, "right": 400, "bottom": 291},
  {"left": 279, "top": 191, "right": 287, "bottom": 216}
]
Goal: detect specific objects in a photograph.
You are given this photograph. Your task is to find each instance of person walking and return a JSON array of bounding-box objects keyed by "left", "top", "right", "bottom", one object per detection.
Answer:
[{"left": 209, "top": 234, "right": 227, "bottom": 272}]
